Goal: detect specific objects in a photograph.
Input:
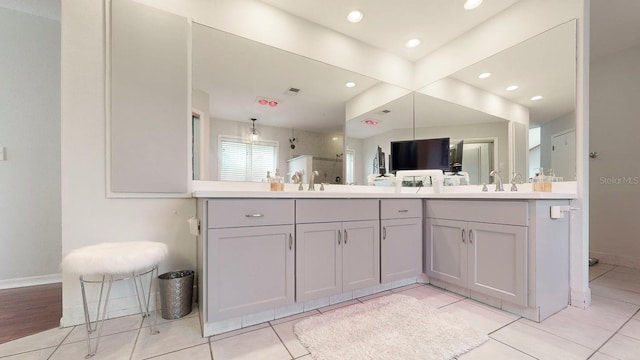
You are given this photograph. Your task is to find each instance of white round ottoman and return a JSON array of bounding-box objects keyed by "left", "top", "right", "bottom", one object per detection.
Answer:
[{"left": 61, "top": 241, "right": 168, "bottom": 358}]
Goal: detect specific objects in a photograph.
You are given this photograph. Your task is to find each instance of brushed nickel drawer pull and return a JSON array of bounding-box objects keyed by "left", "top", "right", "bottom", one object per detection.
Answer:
[
  {"left": 338, "top": 230, "right": 342, "bottom": 245},
  {"left": 245, "top": 214, "right": 264, "bottom": 218},
  {"left": 469, "top": 230, "right": 474, "bottom": 244},
  {"left": 398, "top": 209, "right": 409, "bottom": 213},
  {"left": 462, "top": 229, "right": 466, "bottom": 243},
  {"left": 289, "top": 234, "right": 293, "bottom": 250},
  {"left": 344, "top": 229, "right": 348, "bottom": 244},
  {"left": 383, "top": 227, "right": 387, "bottom": 240}
]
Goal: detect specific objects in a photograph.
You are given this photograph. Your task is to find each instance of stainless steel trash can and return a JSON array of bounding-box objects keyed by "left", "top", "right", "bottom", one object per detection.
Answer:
[{"left": 158, "top": 270, "right": 194, "bottom": 320}]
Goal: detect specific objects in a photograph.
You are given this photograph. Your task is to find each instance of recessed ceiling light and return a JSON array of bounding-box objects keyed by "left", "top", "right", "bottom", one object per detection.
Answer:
[
  {"left": 506, "top": 85, "right": 519, "bottom": 91},
  {"left": 345, "top": 81, "right": 356, "bottom": 88},
  {"left": 531, "top": 95, "right": 543, "bottom": 101},
  {"left": 347, "top": 10, "right": 363, "bottom": 23},
  {"left": 464, "top": 0, "right": 483, "bottom": 10},
  {"left": 405, "top": 38, "right": 421, "bottom": 48},
  {"left": 478, "top": 72, "right": 491, "bottom": 79},
  {"left": 364, "top": 119, "right": 379, "bottom": 126}
]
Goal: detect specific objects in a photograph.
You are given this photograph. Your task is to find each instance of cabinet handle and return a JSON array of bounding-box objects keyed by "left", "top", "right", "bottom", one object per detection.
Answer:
[
  {"left": 289, "top": 234, "right": 293, "bottom": 250},
  {"left": 469, "top": 230, "right": 473, "bottom": 244},
  {"left": 383, "top": 227, "right": 387, "bottom": 240},
  {"left": 462, "top": 229, "right": 466, "bottom": 243},
  {"left": 398, "top": 209, "right": 409, "bottom": 213},
  {"left": 338, "top": 229, "right": 342, "bottom": 245},
  {"left": 245, "top": 214, "right": 264, "bottom": 218},
  {"left": 344, "top": 229, "right": 348, "bottom": 244}
]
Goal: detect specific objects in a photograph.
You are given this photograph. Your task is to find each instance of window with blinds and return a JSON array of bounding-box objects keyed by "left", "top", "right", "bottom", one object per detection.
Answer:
[{"left": 219, "top": 136, "right": 278, "bottom": 182}]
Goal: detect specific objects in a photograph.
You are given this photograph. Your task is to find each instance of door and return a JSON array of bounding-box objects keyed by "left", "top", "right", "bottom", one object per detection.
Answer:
[
  {"left": 381, "top": 218, "right": 422, "bottom": 283},
  {"left": 296, "top": 222, "right": 342, "bottom": 301},
  {"left": 425, "top": 218, "right": 467, "bottom": 288},
  {"left": 467, "top": 222, "right": 528, "bottom": 306},
  {"left": 342, "top": 220, "right": 380, "bottom": 291},
  {"left": 207, "top": 225, "right": 294, "bottom": 321},
  {"left": 551, "top": 130, "right": 576, "bottom": 180}
]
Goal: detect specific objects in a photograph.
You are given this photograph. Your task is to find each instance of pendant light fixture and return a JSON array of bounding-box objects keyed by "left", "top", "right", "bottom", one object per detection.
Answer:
[{"left": 248, "top": 118, "right": 260, "bottom": 142}]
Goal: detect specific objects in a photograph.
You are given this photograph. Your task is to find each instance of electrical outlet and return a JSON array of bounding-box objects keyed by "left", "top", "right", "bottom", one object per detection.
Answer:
[{"left": 0, "top": 146, "right": 5, "bottom": 161}]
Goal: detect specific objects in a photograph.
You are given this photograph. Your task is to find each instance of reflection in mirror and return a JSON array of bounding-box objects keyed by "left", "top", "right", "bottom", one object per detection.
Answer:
[
  {"left": 345, "top": 20, "right": 577, "bottom": 186},
  {"left": 192, "top": 23, "right": 382, "bottom": 183}
]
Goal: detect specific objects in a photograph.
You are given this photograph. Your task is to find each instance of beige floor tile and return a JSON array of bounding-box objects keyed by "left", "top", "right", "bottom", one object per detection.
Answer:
[
  {"left": 491, "top": 321, "right": 593, "bottom": 360},
  {"left": 389, "top": 283, "right": 422, "bottom": 292},
  {"left": 0, "top": 327, "right": 72, "bottom": 357},
  {"left": 458, "top": 339, "right": 535, "bottom": 359},
  {"left": 590, "top": 283, "right": 640, "bottom": 305},
  {"left": 317, "top": 299, "right": 359, "bottom": 313},
  {"left": 439, "top": 299, "right": 519, "bottom": 334},
  {"left": 519, "top": 313, "right": 614, "bottom": 350},
  {"left": 131, "top": 315, "right": 207, "bottom": 360},
  {"left": 589, "top": 263, "right": 615, "bottom": 281},
  {"left": 210, "top": 327, "right": 291, "bottom": 360},
  {"left": 1, "top": 348, "right": 56, "bottom": 360},
  {"left": 49, "top": 329, "right": 138, "bottom": 360},
  {"left": 209, "top": 323, "right": 270, "bottom": 343},
  {"left": 599, "top": 333, "right": 640, "bottom": 360},
  {"left": 618, "top": 318, "right": 640, "bottom": 340},
  {"left": 357, "top": 290, "right": 393, "bottom": 302},
  {"left": 397, "top": 284, "right": 464, "bottom": 308},
  {"left": 269, "top": 310, "right": 319, "bottom": 326},
  {"left": 148, "top": 343, "right": 212, "bottom": 359},
  {"left": 589, "top": 352, "right": 619, "bottom": 360},
  {"left": 272, "top": 319, "right": 310, "bottom": 358},
  {"left": 294, "top": 355, "right": 312, "bottom": 359},
  {"left": 63, "top": 313, "right": 144, "bottom": 344}
]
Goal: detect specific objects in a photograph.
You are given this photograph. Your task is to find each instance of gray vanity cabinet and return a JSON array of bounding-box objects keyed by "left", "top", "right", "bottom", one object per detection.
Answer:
[
  {"left": 206, "top": 200, "right": 295, "bottom": 321},
  {"left": 426, "top": 200, "right": 528, "bottom": 307},
  {"left": 380, "top": 199, "right": 423, "bottom": 283},
  {"left": 296, "top": 200, "right": 380, "bottom": 302}
]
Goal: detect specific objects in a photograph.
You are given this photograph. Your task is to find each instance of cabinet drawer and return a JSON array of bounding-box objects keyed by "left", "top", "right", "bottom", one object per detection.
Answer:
[
  {"left": 208, "top": 199, "right": 294, "bottom": 228},
  {"left": 296, "top": 199, "right": 379, "bottom": 223},
  {"left": 426, "top": 200, "right": 528, "bottom": 226},
  {"left": 381, "top": 199, "right": 422, "bottom": 219}
]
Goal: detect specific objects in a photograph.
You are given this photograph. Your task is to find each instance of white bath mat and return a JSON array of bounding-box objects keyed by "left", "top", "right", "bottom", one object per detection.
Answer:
[{"left": 294, "top": 294, "right": 488, "bottom": 360}]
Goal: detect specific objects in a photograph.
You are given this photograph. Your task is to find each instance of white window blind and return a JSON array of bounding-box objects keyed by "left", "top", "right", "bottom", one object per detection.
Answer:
[{"left": 219, "top": 136, "right": 278, "bottom": 182}]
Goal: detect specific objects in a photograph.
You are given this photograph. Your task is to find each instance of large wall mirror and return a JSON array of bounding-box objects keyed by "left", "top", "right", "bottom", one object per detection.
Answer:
[
  {"left": 192, "top": 23, "right": 385, "bottom": 184},
  {"left": 346, "top": 20, "right": 576, "bottom": 186}
]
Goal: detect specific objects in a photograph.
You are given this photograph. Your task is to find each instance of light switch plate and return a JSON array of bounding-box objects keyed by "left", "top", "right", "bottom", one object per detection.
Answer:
[{"left": 0, "top": 146, "right": 5, "bottom": 161}]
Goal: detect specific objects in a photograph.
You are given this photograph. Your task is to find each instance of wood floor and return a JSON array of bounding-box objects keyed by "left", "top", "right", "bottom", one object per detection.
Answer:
[{"left": 0, "top": 283, "right": 62, "bottom": 344}]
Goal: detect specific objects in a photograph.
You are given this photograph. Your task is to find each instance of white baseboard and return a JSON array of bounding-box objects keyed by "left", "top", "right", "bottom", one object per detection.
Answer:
[{"left": 0, "top": 273, "right": 62, "bottom": 290}]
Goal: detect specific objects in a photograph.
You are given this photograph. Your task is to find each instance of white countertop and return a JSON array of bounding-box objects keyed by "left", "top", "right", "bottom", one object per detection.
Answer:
[{"left": 192, "top": 181, "right": 578, "bottom": 200}]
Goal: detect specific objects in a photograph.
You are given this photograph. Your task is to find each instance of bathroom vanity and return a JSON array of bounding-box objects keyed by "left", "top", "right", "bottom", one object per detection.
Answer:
[{"left": 194, "top": 185, "right": 575, "bottom": 336}]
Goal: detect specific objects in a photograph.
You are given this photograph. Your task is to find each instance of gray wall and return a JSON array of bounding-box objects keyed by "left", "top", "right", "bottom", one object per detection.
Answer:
[
  {"left": 590, "top": 43, "right": 640, "bottom": 268},
  {"left": 0, "top": 6, "right": 61, "bottom": 284}
]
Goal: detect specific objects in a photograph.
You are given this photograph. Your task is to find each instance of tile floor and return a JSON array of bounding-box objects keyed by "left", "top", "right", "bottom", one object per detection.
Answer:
[{"left": 2, "top": 263, "right": 640, "bottom": 359}]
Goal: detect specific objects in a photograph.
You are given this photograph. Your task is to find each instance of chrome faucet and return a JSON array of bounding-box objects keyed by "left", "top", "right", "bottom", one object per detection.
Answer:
[
  {"left": 308, "top": 170, "right": 320, "bottom": 191},
  {"left": 490, "top": 170, "right": 504, "bottom": 191},
  {"left": 510, "top": 172, "right": 523, "bottom": 191}
]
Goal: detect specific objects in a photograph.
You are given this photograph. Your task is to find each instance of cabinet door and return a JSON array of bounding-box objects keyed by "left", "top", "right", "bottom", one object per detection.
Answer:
[
  {"left": 296, "top": 222, "right": 342, "bottom": 302},
  {"left": 381, "top": 218, "right": 422, "bottom": 283},
  {"left": 342, "top": 220, "right": 380, "bottom": 292},
  {"left": 425, "top": 218, "right": 467, "bottom": 288},
  {"left": 207, "top": 225, "right": 294, "bottom": 322},
  {"left": 467, "top": 222, "right": 528, "bottom": 306}
]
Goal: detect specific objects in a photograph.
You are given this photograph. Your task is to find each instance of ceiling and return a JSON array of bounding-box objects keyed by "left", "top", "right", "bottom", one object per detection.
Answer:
[{"left": 259, "top": 0, "right": 520, "bottom": 62}]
